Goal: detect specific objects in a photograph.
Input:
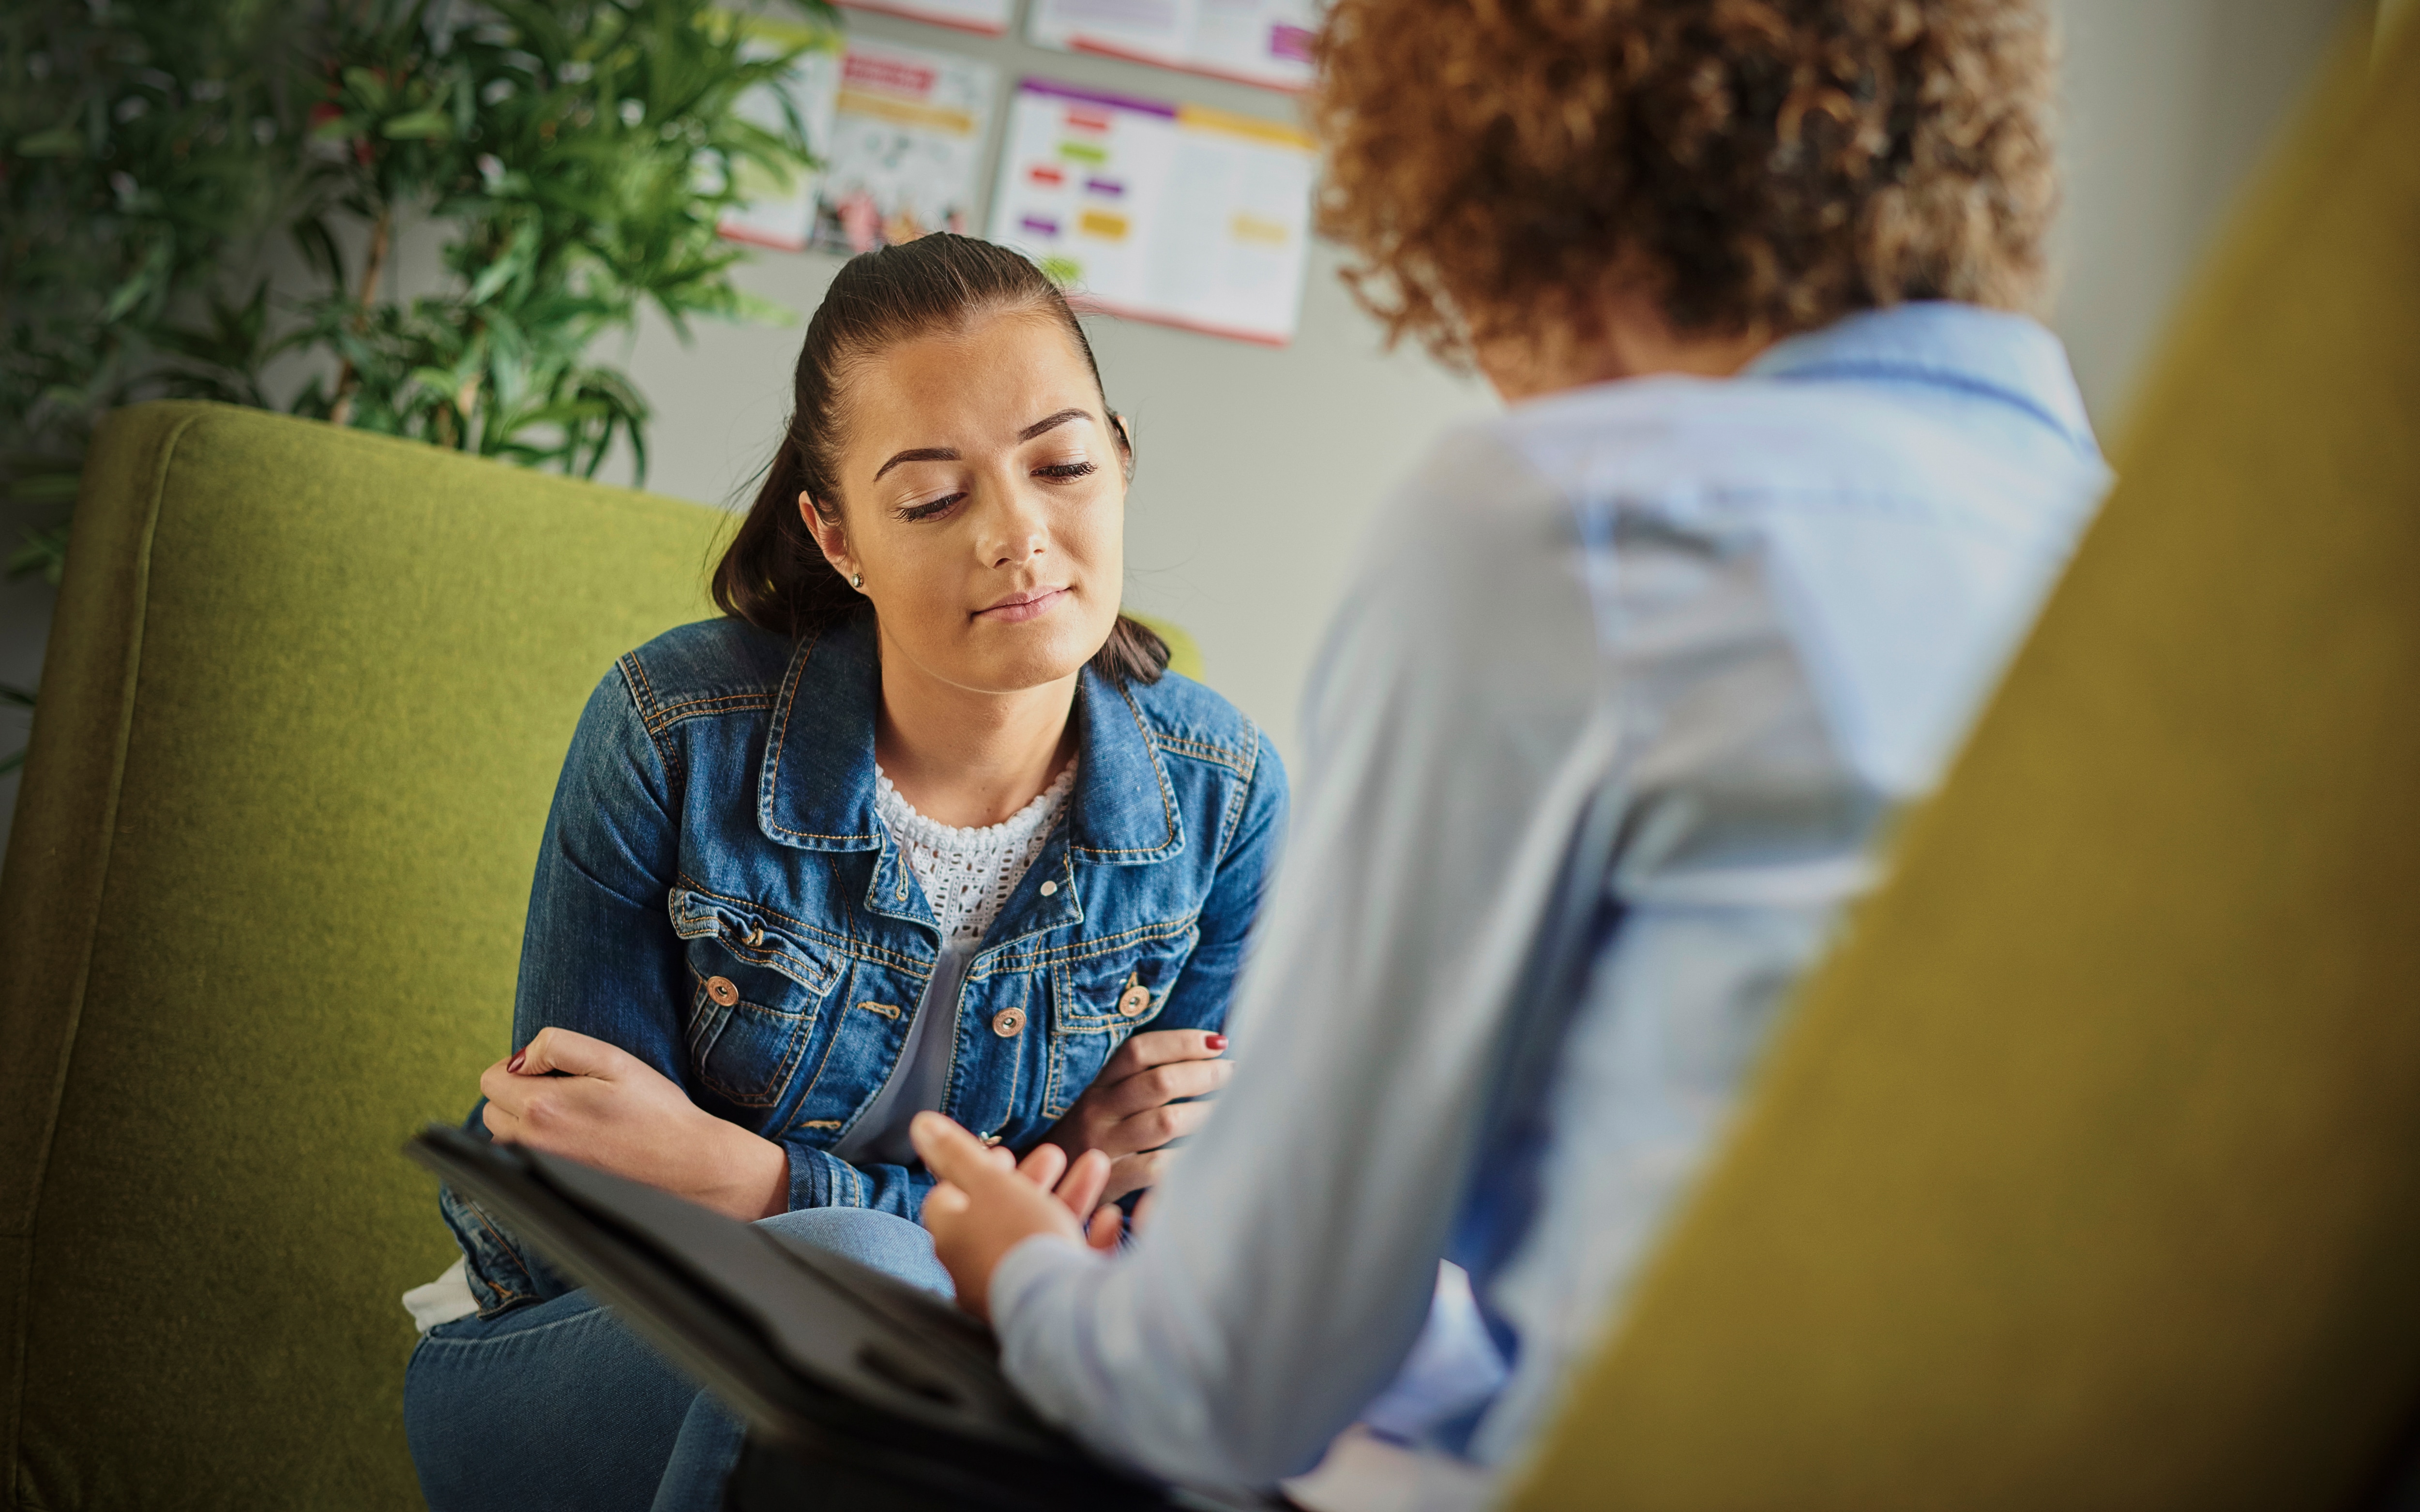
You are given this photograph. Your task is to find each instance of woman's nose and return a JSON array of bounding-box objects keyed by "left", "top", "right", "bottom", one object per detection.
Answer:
[{"left": 979, "top": 494, "right": 1049, "bottom": 569}]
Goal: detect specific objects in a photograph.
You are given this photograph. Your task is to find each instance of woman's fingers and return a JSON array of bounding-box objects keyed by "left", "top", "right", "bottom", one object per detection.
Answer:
[
  {"left": 517, "top": 1026, "right": 632, "bottom": 1078},
  {"left": 1052, "top": 1148, "right": 1112, "bottom": 1220},
  {"left": 1097, "top": 1028, "right": 1227, "bottom": 1088},
  {"left": 1102, "top": 1097, "right": 1214, "bottom": 1154},
  {"left": 1102, "top": 1150, "right": 1169, "bottom": 1202},
  {"left": 480, "top": 1098, "right": 524, "bottom": 1142},
  {"left": 1016, "top": 1141, "right": 1069, "bottom": 1189},
  {"left": 476, "top": 1058, "right": 516, "bottom": 1109},
  {"left": 1096, "top": 1057, "right": 1233, "bottom": 1121},
  {"left": 911, "top": 1113, "right": 1087, "bottom": 1322},
  {"left": 1086, "top": 1204, "right": 1123, "bottom": 1253}
]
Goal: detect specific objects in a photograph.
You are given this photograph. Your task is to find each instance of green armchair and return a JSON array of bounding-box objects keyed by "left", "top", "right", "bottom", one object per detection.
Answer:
[{"left": 0, "top": 404, "right": 1201, "bottom": 1509}]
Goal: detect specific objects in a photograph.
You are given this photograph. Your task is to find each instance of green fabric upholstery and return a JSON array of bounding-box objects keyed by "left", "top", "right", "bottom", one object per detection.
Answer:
[
  {"left": 0, "top": 403, "right": 1201, "bottom": 1509},
  {"left": 1511, "top": 23, "right": 2420, "bottom": 1512}
]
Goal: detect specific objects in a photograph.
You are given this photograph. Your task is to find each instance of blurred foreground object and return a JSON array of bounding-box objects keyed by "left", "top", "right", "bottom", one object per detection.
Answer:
[{"left": 1510, "top": 16, "right": 2420, "bottom": 1511}]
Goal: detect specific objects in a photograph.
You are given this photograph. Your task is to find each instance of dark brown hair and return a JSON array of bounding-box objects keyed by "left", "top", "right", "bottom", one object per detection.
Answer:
[
  {"left": 713, "top": 234, "right": 1168, "bottom": 687},
  {"left": 1311, "top": 0, "right": 2059, "bottom": 366}
]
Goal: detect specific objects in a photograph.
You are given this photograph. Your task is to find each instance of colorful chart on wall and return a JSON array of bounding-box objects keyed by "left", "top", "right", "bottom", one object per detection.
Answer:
[
  {"left": 810, "top": 42, "right": 1001, "bottom": 254},
  {"left": 987, "top": 79, "right": 1315, "bottom": 345},
  {"left": 1026, "top": 0, "right": 1318, "bottom": 92},
  {"left": 713, "top": 16, "right": 844, "bottom": 253},
  {"left": 833, "top": 0, "right": 1014, "bottom": 35}
]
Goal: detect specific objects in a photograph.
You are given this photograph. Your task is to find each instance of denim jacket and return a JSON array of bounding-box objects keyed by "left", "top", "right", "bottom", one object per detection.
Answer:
[{"left": 442, "top": 609, "right": 1285, "bottom": 1314}]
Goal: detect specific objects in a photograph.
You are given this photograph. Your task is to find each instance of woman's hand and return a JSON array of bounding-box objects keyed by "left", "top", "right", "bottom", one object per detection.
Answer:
[
  {"left": 1041, "top": 1029, "right": 1231, "bottom": 1201},
  {"left": 917, "top": 1113, "right": 1122, "bottom": 1322},
  {"left": 480, "top": 1027, "right": 789, "bottom": 1223}
]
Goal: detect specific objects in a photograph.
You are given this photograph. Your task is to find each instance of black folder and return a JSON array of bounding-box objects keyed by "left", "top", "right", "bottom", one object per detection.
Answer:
[{"left": 406, "top": 1125, "right": 1270, "bottom": 1511}]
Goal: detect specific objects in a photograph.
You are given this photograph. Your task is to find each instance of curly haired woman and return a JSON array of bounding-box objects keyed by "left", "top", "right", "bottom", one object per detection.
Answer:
[{"left": 829, "top": 0, "right": 2104, "bottom": 1504}]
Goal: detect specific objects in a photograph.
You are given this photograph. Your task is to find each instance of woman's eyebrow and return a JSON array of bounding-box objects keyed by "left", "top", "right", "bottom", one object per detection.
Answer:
[
  {"left": 873, "top": 447, "right": 957, "bottom": 482},
  {"left": 872, "top": 409, "right": 1092, "bottom": 482},
  {"left": 1017, "top": 407, "right": 1091, "bottom": 442}
]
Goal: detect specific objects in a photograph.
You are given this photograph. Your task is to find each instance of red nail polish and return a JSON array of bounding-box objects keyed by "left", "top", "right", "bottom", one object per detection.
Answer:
[
  {"left": 1206, "top": 1033, "right": 1228, "bottom": 1051},
  {"left": 507, "top": 1050, "right": 526, "bottom": 1073}
]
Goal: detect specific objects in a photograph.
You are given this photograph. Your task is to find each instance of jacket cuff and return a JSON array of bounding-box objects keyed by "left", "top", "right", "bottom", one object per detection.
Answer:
[{"left": 790, "top": 1141, "right": 868, "bottom": 1210}]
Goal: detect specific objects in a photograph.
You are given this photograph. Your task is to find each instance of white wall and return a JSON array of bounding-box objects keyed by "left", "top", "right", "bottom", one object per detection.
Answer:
[
  {"left": 0, "top": 0, "right": 2371, "bottom": 856},
  {"left": 2050, "top": 0, "right": 2366, "bottom": 427}
]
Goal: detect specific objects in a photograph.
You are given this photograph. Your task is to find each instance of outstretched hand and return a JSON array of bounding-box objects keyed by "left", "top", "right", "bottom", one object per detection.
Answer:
[
  {"left": 914, "top": 1112, "right": 1122, "bottom": 1321},
  {"left": 480, "top": 1026, "right": 788, "bottom": 1222}
]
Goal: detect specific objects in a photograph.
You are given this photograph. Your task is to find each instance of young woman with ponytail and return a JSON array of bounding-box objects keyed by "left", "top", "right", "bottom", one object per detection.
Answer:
[{"left": 400, "top": 234, "right": 1286, "bottom": 1511}]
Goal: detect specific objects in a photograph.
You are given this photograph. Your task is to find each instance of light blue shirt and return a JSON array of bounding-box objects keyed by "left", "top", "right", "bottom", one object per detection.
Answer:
[{"left": 990, "top": 303, "right": 2111, "bottom": 1494}]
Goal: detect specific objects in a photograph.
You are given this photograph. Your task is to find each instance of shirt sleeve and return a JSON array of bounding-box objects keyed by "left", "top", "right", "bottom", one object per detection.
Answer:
[{"left": 991, "top": 429, "right": 1618, "bottom": 1486}]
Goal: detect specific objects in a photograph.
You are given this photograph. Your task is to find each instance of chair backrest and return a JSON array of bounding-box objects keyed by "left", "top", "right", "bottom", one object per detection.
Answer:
[
  {"left": 1509, "top": 20, "right": 2420, "bottom": 1510},
  {"left": 0, "top": 406, "right": 1205, "bottom": 1508},
  {"left": 0, "top": 405, "right": 725, "bottom": 1506}
]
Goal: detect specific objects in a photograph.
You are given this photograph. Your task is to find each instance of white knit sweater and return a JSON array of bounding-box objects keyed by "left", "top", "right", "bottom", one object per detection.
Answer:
[{"left": 875, "top": 761, "right": 1074, "bottom": 945}]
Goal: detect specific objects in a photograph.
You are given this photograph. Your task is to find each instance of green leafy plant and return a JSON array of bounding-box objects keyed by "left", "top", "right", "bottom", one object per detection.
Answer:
[
  {"left": 1, "top": 0, "right": 299, "bottom": 774},
  {"left": 285, "top": 0, "right": 827, "bottom": 479},
  {"left": 1, "top": 0, "right": 831, "bottom": 774},
  {"left": 1, "top": 0, "right": 297, "bottom": 550}
]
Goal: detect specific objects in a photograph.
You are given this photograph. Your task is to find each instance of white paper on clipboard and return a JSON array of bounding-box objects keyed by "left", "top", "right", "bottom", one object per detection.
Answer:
[
  {"left": 987, "top": 78, "right": 1314, "bottom": 345},
  {"left": 1026, "top": 0, "right": 1319, "bottom": 93}
]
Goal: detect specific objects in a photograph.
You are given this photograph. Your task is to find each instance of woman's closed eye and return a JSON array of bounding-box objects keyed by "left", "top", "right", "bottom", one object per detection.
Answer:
[
  {"left": 895, "top": 492, "right": 967, "bottom": 523},
  {"left": 1033, "top": 458, "right": 1096, "bottom": 481}
]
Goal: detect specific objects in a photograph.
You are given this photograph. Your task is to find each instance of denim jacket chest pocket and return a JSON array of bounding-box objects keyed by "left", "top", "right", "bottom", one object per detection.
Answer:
[
  {"left": 1040, "top": 926, "right": 1198, "bottom": 1119},
  {"left": 667, "top": 888, "right": 843, "bottom": 1110}
]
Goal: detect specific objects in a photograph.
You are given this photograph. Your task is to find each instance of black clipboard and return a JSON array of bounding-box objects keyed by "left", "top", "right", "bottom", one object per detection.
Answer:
[{"left": 405, "top": 1124, "right": 1226, "bottom": 1510}]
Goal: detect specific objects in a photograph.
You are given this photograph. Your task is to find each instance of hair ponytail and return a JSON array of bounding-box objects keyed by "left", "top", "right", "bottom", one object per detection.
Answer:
[{"left": 711, "top": 234, "right": 1169, "bottom": 687}]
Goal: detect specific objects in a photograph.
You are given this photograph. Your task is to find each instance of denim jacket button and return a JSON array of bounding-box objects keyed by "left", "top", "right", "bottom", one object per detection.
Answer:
[
  {"left": 706, "top": 975, "right": 740, "bottom": 1007},
  {"left": 1118, "top": 984, "right": 1152, "bottom": 1018},
  {"left": 1039, "top": 880, "right": 1058, "bottom": 896},
  {"left": 991, "top": 1007, "right": 1026, "bottom": 1037}
]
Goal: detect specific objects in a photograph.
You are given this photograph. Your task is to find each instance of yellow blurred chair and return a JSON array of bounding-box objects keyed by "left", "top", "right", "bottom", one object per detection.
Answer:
[{"left": 1511, "top": 21, "right": 2420, "bottom": 1512}]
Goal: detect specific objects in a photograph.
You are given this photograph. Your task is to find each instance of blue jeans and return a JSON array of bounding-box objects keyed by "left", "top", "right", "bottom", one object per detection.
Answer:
[{"left": 404, "top": 1206, "right": 953, "bottom": 1512}]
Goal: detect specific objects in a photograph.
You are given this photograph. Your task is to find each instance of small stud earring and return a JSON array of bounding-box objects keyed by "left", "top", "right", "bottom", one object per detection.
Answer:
[{"left": 851, "top": 572, "right": 863, "bottom": 590}]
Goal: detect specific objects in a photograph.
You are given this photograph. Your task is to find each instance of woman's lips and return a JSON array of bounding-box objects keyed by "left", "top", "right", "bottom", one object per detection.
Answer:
[{"left": 977, "top": 586, "right": 1070, "bottom": 623}]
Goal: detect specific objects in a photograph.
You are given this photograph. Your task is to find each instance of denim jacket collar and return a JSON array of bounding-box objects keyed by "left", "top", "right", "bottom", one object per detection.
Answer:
[{"left": 755, "top": 610, "right": 1185, "bottom": 865}]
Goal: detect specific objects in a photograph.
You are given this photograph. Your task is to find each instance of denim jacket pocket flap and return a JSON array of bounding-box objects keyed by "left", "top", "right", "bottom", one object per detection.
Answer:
[
  {"left": 668, "top": 887, "right": 842, "bottom": 998},
  {"left": 1050, "top": 926, "right": 1197, "bottom": 1035},
  {"left": 671, "top": 888, "right": 841, "bottom": 1110}
]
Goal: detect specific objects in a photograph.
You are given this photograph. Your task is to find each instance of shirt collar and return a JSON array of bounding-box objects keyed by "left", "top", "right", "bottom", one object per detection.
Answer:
[
  {"left": 1746, "top": 301, "right": 2100, "bottom": 458},
  {"left": 756, "top": 610, "right": 1183, "bottom": 864}
]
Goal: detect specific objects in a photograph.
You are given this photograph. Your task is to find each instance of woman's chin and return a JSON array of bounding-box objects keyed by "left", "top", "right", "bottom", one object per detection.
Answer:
[{"left": 945, "top": 622, "right": 1103, "bottom": 693}]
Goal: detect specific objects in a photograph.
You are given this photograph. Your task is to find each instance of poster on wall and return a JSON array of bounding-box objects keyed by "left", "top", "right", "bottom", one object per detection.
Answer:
[
  {"left": 833, "top": 0, "right": 1014, "bottom": 36},
  {"left": 812, "top": 42, "right": 1001, "bottom": 254},
  {"left": 713, "top": 17, "right": 844, "bottom": 253},
  {"left": 986, "top": 78, "right": 1315, "bottom": 345},
  {"left": 1026, "top": 0, "right": 1318, "bottom": 92}
]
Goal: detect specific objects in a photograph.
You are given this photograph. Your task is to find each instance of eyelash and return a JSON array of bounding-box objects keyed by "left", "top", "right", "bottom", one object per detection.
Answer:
[{"left": 892, "top": 461, "right": 1097, "bottom": 522}]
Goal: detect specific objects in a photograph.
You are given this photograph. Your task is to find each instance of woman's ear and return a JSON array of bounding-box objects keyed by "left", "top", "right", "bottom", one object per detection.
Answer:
[
  {"left": 801, "top": 491, "right": 856, "bottom": 583},
  {"left": 1109, "top": 412, "right": 1135, "bottom": 483}
]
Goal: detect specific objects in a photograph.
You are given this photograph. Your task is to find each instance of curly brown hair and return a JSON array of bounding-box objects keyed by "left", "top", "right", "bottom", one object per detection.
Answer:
[{"left": 1311, "top": 0, "right": 2058, "bottom": 364}]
